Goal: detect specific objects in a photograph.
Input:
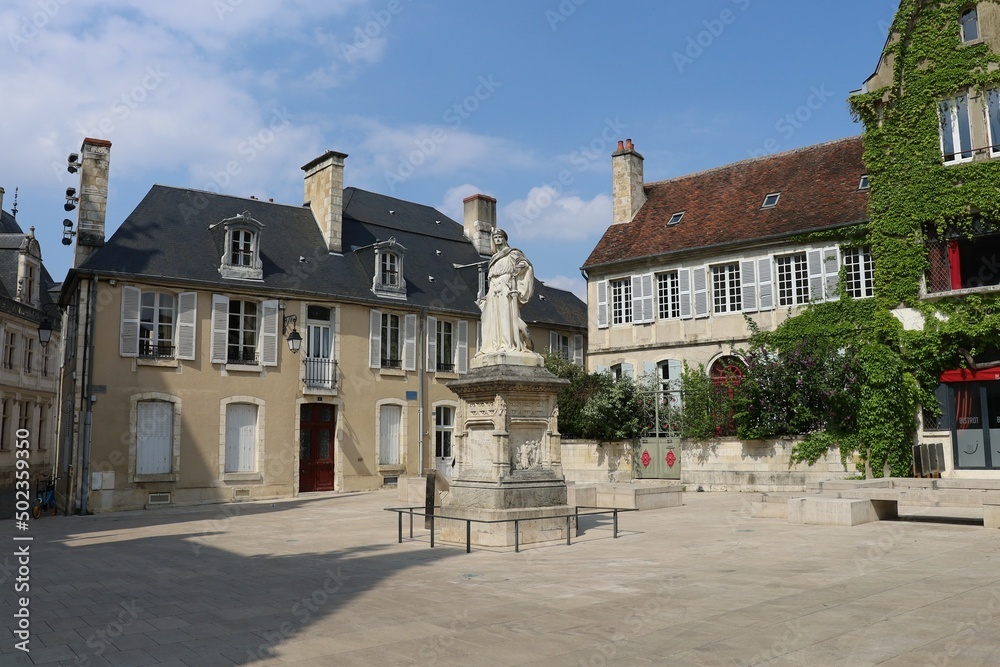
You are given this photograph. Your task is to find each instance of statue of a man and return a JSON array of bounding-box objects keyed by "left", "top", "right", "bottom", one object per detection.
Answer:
[{"left": 477, "top": 228, "right": 534, "bottom": 356}]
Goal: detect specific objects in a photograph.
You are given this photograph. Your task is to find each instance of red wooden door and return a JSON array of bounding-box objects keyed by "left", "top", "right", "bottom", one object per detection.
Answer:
[{"left": 299, "top": 404, "right": 336, "bottom": 492}]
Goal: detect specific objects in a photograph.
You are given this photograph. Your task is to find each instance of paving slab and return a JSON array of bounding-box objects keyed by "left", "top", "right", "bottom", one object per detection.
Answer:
[{"left": 3, "top": 490, "right": 1000, "bottom": 665}]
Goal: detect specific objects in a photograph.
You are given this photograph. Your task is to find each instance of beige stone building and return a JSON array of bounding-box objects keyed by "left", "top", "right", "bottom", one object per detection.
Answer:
[
  {"left": 56, "top": 139, "right": 586, "bottom": 513},
  {"left": 0, "top": 187, "right": 61, "bottom": 490},
  {"left": 583, "top": 137, "right": 871, "bottom": 391}
]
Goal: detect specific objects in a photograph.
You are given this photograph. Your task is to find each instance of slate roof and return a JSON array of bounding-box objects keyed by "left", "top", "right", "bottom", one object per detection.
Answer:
[
  {"left": 0, "top": 209, "right": 60, "bottom": 321},
  {"left": 583, "top": 136, "right": 869, "bottom": 271},
  {"left": 76, "top": 185, "right": 587, "bottom": 329}
]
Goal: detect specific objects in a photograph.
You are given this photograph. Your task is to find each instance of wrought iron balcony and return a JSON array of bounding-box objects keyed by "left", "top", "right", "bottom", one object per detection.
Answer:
[{"left": 304, "top": 357, "right": 337, "bottom": 389}]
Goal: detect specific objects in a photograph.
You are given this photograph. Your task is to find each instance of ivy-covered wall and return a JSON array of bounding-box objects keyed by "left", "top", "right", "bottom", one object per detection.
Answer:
[{"left": 754, "top": 0, "right": 1000, "bottom": 476}]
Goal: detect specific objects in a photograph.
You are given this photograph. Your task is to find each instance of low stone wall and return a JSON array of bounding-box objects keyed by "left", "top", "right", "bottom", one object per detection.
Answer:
[
  {"left": 561, "top": 437, "right": 856, "bottom": 492},
  {"left": 561, "top": 440, "right": 633, "bottom": 484}
]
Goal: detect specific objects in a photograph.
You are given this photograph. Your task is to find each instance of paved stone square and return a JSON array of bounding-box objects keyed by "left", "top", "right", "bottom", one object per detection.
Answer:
[{"left": 3, "top": 490, "right": 1000, "bottom": 666}]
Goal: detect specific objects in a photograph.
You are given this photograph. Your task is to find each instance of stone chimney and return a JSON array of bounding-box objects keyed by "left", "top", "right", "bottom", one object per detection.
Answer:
[
  {"left": 463, "top": 194, "right": 496, "bottom": 255},
  {"left": 612, "top": 138, "right": 646, "bottom": 224},
  {"left": 74, "top": 138, "right": 112, "bottom": 268},
  {"left": 302, "top": 150, "right": 348, "bottom": 253},
  {"left": 0, "top": 187, "right": 5, "bottom": 215}
]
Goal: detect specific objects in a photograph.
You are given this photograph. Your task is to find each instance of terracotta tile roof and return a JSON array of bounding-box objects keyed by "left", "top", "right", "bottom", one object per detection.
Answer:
[{"left": 583, "top": 136, "right": 868, "bottom": 270}]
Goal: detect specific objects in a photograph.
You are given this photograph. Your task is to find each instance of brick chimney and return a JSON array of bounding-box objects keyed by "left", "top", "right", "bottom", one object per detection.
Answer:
[
  {"left": 463, "top": 194, "right": 496, "bottom": 255},
  {"left": 612, "top": 138, "right": 646, "bottom": 224},
  {"left": 302, "top": 150, "right": 348, "bottom": 253},
  {"left": 74, "top": 138, "right": 112, "bottom": 268}
]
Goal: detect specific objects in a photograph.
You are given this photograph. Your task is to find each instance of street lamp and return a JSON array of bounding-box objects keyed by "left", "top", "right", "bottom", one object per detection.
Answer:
[
  {"left": 38, "top": 319, "right": 53, "bottom": 348},
  {"left": 283, "top": 315, "right": 302, "bottom": 354}
]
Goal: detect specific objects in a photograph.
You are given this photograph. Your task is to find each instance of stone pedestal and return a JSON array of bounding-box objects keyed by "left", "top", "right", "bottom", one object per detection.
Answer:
[{"left": 441, "top": 362, "right": 571, "bottom": 547}]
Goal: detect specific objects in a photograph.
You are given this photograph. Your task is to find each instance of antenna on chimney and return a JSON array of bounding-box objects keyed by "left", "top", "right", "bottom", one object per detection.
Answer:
[{"left": 11, "top": 187, "right": 18, "bottom": 218}]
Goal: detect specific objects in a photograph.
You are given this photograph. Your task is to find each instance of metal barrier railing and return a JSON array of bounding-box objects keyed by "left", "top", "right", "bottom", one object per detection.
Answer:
[{"left": 384, "top": 505, "right": 635, "bottom": 553}]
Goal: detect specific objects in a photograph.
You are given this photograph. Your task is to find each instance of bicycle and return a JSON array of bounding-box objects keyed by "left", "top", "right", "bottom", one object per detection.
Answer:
[{"left": 32, "top": 476, "right": 59, "bottom": 519}]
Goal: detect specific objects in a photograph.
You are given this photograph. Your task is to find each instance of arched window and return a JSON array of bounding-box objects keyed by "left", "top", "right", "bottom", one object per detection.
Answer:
[{"left": 961, "top": 7, "right": 979, "bottom": 43}]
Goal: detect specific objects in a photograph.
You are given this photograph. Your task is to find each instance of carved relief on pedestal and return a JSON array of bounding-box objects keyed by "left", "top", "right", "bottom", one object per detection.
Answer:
[{"left": 465, "top": 395, "right": 508, "bottom": 430}]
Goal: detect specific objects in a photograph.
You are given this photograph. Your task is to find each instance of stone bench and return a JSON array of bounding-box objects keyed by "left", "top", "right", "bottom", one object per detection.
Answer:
[
  {"left": 568, "top": 483, "right": 682, "bottom": 511},
  {"left": 771, "top": 478, "right": 1000, "bottom": 528}
]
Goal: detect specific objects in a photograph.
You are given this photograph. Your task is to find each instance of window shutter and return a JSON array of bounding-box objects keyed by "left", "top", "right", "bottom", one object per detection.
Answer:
[
  {"left": 741, "top": 259, "right": 758, "bottom": 313},
  {"left": 757, "top": 257, "right": 774, "bottom": 311},
  {"left": 260, "top": 300, "right": 279, "bottom": 366},
  {"left": 622, "top": 362, "right": 634, "bottom": 379},
  {"left": 176, "top": 292, "right": 197, "bottom": 361},
  {"left": 549, "top": 331, "right": 558, "bottom": 354},
  {"left": 668, "top": 359, "right": 684, "bottom": 394},
  {"left": 210, "top": 294, "right": 229, "bottom": 364},
  {"left": 426, "top": 316, "right": 437, "bottom": 372},
  {"left": 824, "top": 246, "right": 841, "bottom": 301},
  {"left": 120, "top": 286, "right": 140, "bottom": 357},
  {"left": 596, "top": 280, "right": 608, "bottom": 329},
  {"left": 572, "top": 334, "right": 584, "bottom": 366},
  {"left": 136, "top": 402, "right": 173, "bottom": 475},
  {"left": 369, "top": 309, "right": 382, "bottom": 369},
  {"left": 637, "top": 273, "right": 654, "bottom": 323},
  {"left": 807, "top": 249, "right": 825, "bottom": 302},
  {"left": 643, "top": 361, "right": 657, "bottom": 379},
  {"left": 692, "top": 267, "right": 709, "bottom": 318},
  {"left": 403, "top": 313, "right": 417, "bottom": 371},
  {"left": 456, "top": 320, "right": 469, "bottom": 374},
  {"left": 678, "top": 269, "right": 693, "bottom": 319}
]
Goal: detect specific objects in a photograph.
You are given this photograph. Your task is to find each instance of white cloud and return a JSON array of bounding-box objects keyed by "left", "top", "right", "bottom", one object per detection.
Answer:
[
  {"left": 437, "top": 184, "right": 490, "bottom": 224},
  {"left": 501, "top": 186, "right": 611, "bottom": 241},
  {"left": 538, "top": 274, "right": 587, "bottom": 302}
]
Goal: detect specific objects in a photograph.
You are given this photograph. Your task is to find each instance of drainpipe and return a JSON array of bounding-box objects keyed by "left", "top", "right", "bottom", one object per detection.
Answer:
[
  {"left": 417, "top": 307, "right": 426, "bottom": 475},
  {"left": 79, "top": 277, "right": 97, "bottom": 514}
]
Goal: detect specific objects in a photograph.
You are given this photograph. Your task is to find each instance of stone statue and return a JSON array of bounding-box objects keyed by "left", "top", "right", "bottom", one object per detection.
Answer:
[{"left": 477, "top": 229, "right": 534, "bottom": 357}]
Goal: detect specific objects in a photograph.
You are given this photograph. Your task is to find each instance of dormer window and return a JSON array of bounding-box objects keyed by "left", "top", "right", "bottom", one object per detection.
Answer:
[
  {"left": 213, "top": 212, "right": 264, "bottom": 280},
  {"left": 16, "top": 228, "right": 42, "bottom": 307},
  {"left": 371, "top": 238, "right": 407, "bottom": 299},
  {"left": 761, "top": 193, "right": 781, "bottom": 208},
  {"left": 961, "top": 6, "right": 979, "bottom": 43}
]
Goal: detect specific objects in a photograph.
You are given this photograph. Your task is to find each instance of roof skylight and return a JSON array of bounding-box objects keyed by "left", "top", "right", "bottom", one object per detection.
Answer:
[
  {"left": 667, "top": 211, "right": 685, "bottom": 225},
  {"left": 761, "top": 193, "right": 781, "bottom": 208}
]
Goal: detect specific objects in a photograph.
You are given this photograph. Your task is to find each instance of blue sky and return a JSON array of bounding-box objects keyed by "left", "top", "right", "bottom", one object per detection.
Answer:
[{"left": 0, "top": 0, "right": 898, "bottom": 299}]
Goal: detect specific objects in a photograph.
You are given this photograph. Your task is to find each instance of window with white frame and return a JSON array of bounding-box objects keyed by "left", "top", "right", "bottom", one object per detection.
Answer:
[
  {"left": 844, "top": 246, "right": 875, "bottom": 299},
  {"left": 435, "top": 405, "right": 454, "bottom": 459},
  {"left": 224, "top": 403, "right": 258, "bottom": 473},
  {"left": 436, "top": 320, "right": 454, "bottom": 371},
  {"left": 712, "top": 263, "right": 742, "bottom": 314},
  {"left": 381, "top": 313, "right": 401, "bottom": 369},
  {"left": 4, "top": 332, "right": 16, "bottom": 370},
  {"left": 939, "top": 95, "right": 974, "bottom": 164},
  {"left": 380, "top": 252, "right": 400, "bottom": 287},
  {"left": 551, "top": 332, "right": 570, "bottom": 359},
  {"left": 22, "top": 338, "right": 34, "bottom": 374},
  {"left": 305, "top": 306, "right": 335, "bottom": 389},
  {"left": 776, "top": 253, "right": 810, "bottom": 306},
  {"left": 611, "top": 278, "right": 632, "bottom": 325},
  {"left": 658, "top": 271, "right": 681, "bottom": 319},
  {"left": 228, "top": 300, "right": 259, "bottom": 364},
  {"left": 986, "top": 89, "right": 1000, "bottom": 156},
  {"left": 136, "top": 401, "right": 174, "bottom": 475},
  {"left": 372, "top": 240, "right": 407, "bottom": 299},
  {"left": 214, "top": 212, "right": 263, "bottom": 280},
  {"left": 140, "top": 292, "right": 175, "bottom": 358},
  {"left": 961, "top": 6, "right": 979, "bottom": 43}
]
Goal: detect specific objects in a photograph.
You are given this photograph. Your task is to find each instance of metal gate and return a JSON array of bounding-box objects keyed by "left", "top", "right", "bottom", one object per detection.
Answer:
[{"left": 634, "top": 388, "right": 682, "bottom": 480}]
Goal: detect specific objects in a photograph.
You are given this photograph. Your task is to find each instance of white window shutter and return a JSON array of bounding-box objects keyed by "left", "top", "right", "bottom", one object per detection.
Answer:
[
  {"left": 692, "top": 267, "right": 709, "bottom": 318},
  {"left": 630, "top": 275, "right": 643, "bottom": 324},
  {"left": 678, "top": 269, "right": 693, "bottom": 319},
  {"left": 572, "top": 334, "right": 584, "bottom": 366},
  {"left": 456, "top": 320, "right": 469, "bottom": 374},
  {"left": 260, "top": 300, "right": 279, "bottom": 366},
  {"left": 369, "top": 309, "right": 382, "bottom": 369},
  {"left": 549, "top": 331, "right": 558, "bottom": 354},
  {"left": 176, "top": 292, "right": 198, "bottom": 361},
  {"left": 757, "top": 257, "right": 774, "bottom": 311},
  {"left": 596, "top": 280, "right": 609, "bottom": 329},
  {"left": 807, "top": 249, "right": 825, "bottom": 302},
  {"left": 639, "top": 273, "right": 654, "bottom": 323},
  {"left": 403, "top": 313, "right": 418, "bottom": 371},
  {"left": 120, "top": 286, "right": 140, "bottom": 357},
  {"left": 667, "top": 359, "right": 684, "bottom": 393},
  {"left": 824, "top": 246, "right": 841, "bottom": 301},
  {"left": 136, "top": 402, "right": 173, "bottom": 475},
  {"left": 426, "top": 316, "right": 437, "bottom": 372},
  {"left": 741, "top": 260, "right": 758, "bottom": 313},
  {"left": 210, "top": 294, "right": 229, "bottom": 364}
]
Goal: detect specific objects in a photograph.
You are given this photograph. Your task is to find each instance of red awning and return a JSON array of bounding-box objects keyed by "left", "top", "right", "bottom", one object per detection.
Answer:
[{"left": 941, "top": 368, "right": 1000, "bottom": 383}]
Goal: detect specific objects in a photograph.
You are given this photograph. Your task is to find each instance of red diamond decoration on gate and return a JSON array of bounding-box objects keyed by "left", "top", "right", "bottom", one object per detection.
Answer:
[
  {"left": 641, "top": 450, "right": 652, "bottom": 468},
  {"left": 665, "top": 450, "right": 676, "bottom": 468}
]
